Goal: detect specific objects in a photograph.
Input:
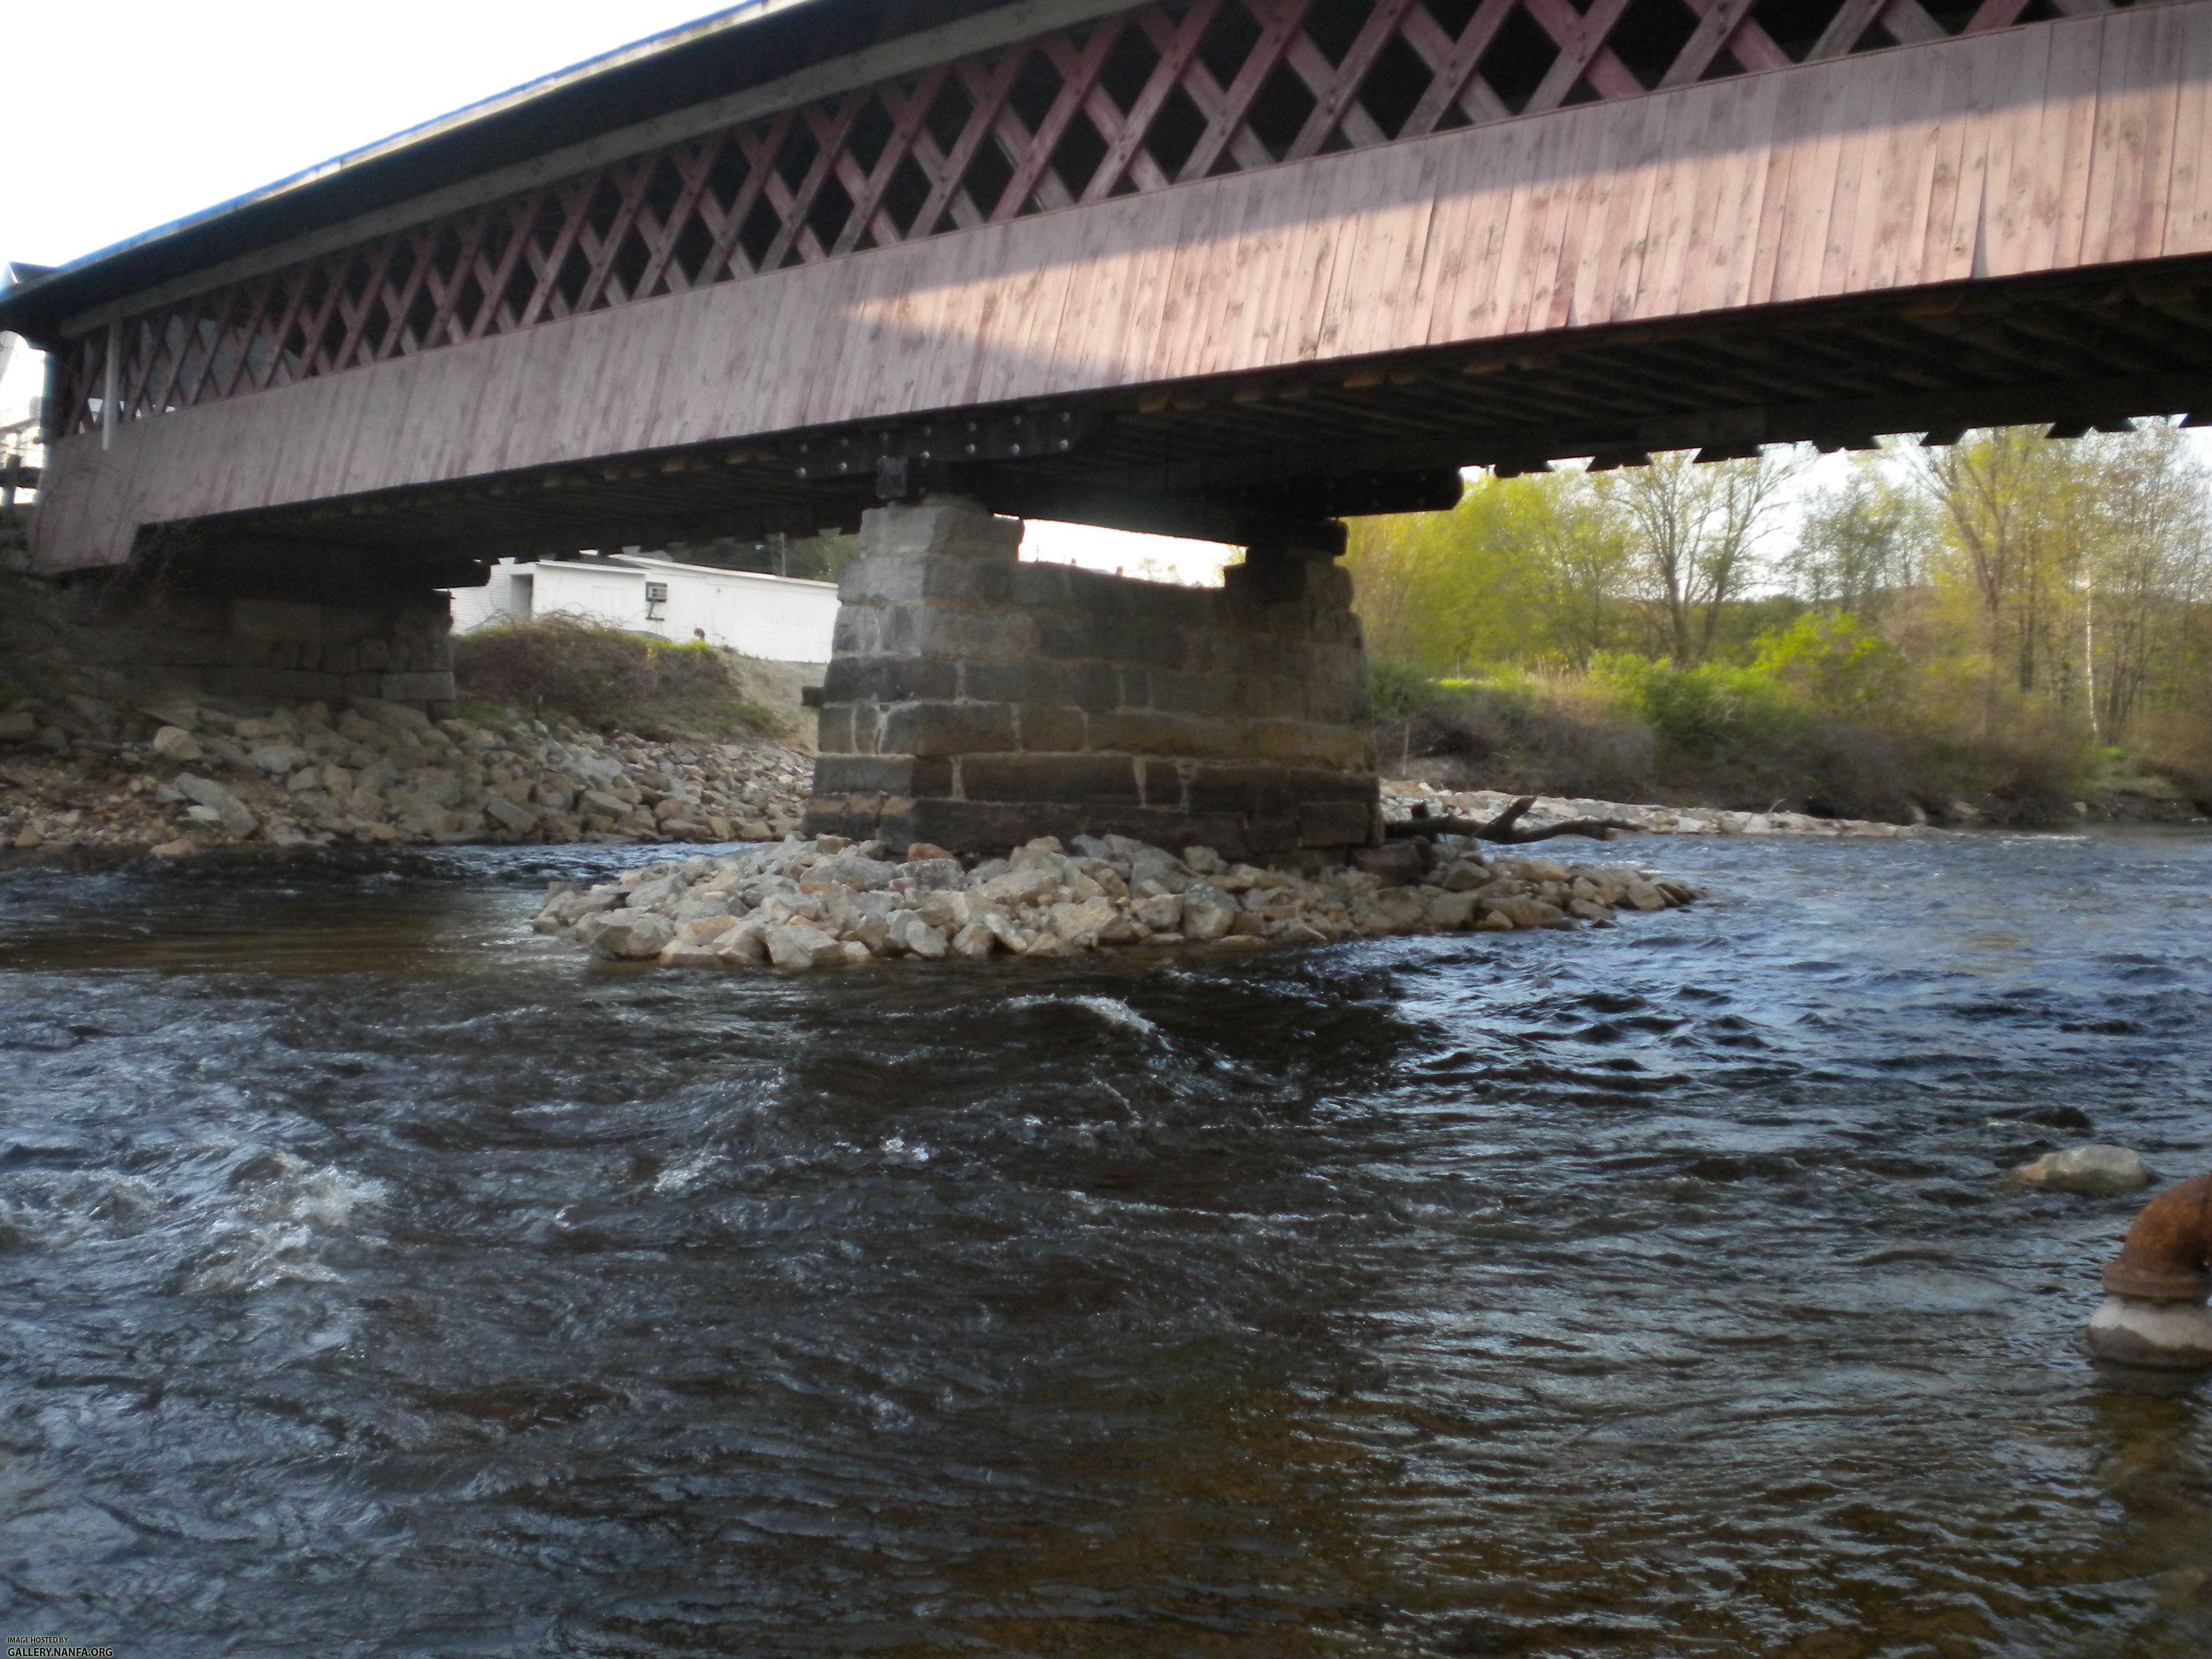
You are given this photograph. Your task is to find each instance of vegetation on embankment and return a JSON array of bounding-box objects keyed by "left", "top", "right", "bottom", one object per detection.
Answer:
[
  {"left": 451, "top": 617, "right": 794, "bottom": 742},
  {"left": 1350, "top": 423, "right": 2212, "bottom": 826}
]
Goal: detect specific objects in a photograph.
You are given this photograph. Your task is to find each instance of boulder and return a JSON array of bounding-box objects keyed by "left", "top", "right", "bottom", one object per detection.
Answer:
[
  {"left": 152, "top": 725, "right": 204, "bottom": 762},
  {"left": 657, "top": 940, "right": 723, "bottom": 968},
  {"left": 173, "top": 773, "right": 258, "bottom": 838},
  {"left": 247, "top": 743, "right": 308, "bottom": 775},
  {"left": 482, "top": 794, "right": 538, "bottom": 834},
  {"left": 950, "top": 921, "right": 997, "bottom": 959},
  {"left": 2008, "top": 1145, "right": 2151, "bottom": 1196},
  {"left": 1181, "top": 888, "right": 1237, "bottom": 941},
  {"left": 976, "top": 865, "right": 1061, "bottom": 906},
  {"left": 893, "top": 914, "right": 951, "bottom": 959},
  {"left": 1423, "top": 891, "right": 1480, "bottom": 929},
  {"left": 714, "top": 922, "right": 770, "bottom": 965},
  {"left": 1131, "top": 892, "right": 1184, "bottom": 931},
  {"left": 765, "top": 923, "right": 846, "bottom": 971},
  {"left": 1045, "top": 898, "right": 1119, "bottom": 948},
  {"left": 592, "top": 914, "right": 677, "bottom": 960}
]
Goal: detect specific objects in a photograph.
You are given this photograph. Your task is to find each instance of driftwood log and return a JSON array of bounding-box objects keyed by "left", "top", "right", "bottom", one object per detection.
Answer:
[{"left": 1384, "top": 796, "right": 1643, "bottom": 845}]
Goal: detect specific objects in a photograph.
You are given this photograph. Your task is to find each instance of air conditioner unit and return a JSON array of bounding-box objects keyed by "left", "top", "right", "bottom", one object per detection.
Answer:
[{"left": 645, "top": 582, "right": 670, "bottom": 603}]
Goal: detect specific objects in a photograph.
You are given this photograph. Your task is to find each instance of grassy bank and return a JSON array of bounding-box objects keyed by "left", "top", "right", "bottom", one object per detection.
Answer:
[
  {"left": 452, "top": 617, "right": 794, "bottom": 743},
  {"left": 1369, "top": 637, "right": 2212, "bottom": 825}
]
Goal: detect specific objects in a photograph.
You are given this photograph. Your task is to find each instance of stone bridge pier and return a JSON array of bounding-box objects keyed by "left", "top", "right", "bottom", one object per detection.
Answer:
[{"left": 803, "top": 498, "right": 1378, "bottom": 861}]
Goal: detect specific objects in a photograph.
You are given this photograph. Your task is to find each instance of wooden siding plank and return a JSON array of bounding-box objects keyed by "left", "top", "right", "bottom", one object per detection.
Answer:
[
  {"left": 1210, "top": 177, "right": 1305, "bottom": 376},
  {"left": 2082, "top": 2, "right": 2185, "bottom": 265},
  {"left": 1686, "top": 73, "right": 1783, "bottom": 315},
  {"left": 1836, "top": 38, "right": 1926, "bottom": 298},
  {"left": 1567, "top": 89, "right": 1667, "bottom": 327},
  {"left": 1145, "top": 185, "right": 1228, "bottom": 383},
  {"left": 1912, "top": 27, "right": 1998, "bottom": 286},
  {"left": 1633, "top": 81, "right": 1709, "bottom": 317},
  {"left": 1540, "top": 103, "right": 1623, "bottom": 329},
  {"left": 1042, "top": 192, "right": 1133, "bottom": 385},
  {"left": 2166, "top": 1, "right": 2212, "bottom": 256},
  {"left": 2043, "top": 16, "right": 2109, "bottom": 273},
  {"left": 1766, "top": 41, "right": 1858, "bottom": 304},
  {"left": 1442, "top": 112, "right": 1537, "bottom": 339},
  {"left": 1244, "top": 174, "right": 1339, "bottom": 372},
  {"left": 1410, "top": 130, "right": 1488, "bottom": 342},
  {"left": 1175, "top": 169, "right": 1263, "bottom": 382},
  {"left": 1467, "top": 113, "right": 1560, "bottom": 339},
  {"left": 1979, "top": 23, "right": 2057, "bottom": 276},
  {"left": 1325, "top": 139, "right": 1443, "bottom": 360},
  {"left": 1290, "top": 142, "right": 1372, "bottom": 363},
  {"left": 1108, "top": 200, "right": 1186, "bottom": 386}
]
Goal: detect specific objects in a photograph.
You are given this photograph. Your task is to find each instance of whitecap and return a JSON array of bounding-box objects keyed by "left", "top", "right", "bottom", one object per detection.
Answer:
[
  {"left": 172, "top": 1160, "right": 389, "bottom": 1295},
  {"left": 1005, "top": 994, "right": 1159, "bottom": 1038},
  {"left": 653, "top": 1149, "right": 725, "bottom": 1195}
]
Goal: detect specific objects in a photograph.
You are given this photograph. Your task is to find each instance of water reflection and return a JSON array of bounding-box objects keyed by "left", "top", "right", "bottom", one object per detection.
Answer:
[{"left": 0, "top": 830, "right": 2206, "bottom": 1655}]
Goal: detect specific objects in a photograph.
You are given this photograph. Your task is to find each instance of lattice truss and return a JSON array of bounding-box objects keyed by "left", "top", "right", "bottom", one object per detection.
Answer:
[{"left": 60, "top": 0, "right": 2139, "bottom": 435}]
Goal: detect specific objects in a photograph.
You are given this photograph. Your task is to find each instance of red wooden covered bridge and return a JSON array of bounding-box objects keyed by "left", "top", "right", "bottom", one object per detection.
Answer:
[{"left": 3, "top": 0, "right": 2208, "bottom": 853}]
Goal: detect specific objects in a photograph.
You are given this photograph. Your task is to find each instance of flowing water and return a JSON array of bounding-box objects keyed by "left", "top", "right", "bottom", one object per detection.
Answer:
[{"left": 1, "top": 830, "right": 2208, "bottom": 1658}]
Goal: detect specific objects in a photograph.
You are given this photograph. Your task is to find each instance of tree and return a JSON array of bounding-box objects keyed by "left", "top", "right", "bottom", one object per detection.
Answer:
[
  {"left": 1912, "top": 427, "right": 2083, "bottom": 705},
  {"left": 1344, "top": 470, "right": 1638, "bottom": 672},
  {"left": 1786, "top": 454, "right": 1927, "bottom": 619},
  {"left": 1596, "top": 448, "right": 1801, "bottom": 663},
  {"left": 2081, "top": 423, "right": 2211, "bottom": 734}
]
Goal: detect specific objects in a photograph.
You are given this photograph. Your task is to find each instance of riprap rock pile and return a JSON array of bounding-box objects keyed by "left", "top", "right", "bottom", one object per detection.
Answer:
[
  {"left": 537, "top": 832, "right": 1701, "bottom": 970},
  {"left": 1, "top": 692, "right": 808, "bottom": 854}
]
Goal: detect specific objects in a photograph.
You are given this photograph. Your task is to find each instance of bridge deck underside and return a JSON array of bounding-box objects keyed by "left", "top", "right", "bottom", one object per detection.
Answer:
[{"left": 206, "top": 259, "right": 2212, "bottom": 566}]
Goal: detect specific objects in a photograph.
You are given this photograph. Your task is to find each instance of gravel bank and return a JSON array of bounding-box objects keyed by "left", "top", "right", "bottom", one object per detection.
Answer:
[{"left": 1384, "top": 782, "right": 1925, "bottom": 839}]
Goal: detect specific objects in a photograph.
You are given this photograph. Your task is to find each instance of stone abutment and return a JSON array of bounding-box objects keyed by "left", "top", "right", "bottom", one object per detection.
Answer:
[{"left": 803, "top": 498, "right": 1379, "bottom": 859}]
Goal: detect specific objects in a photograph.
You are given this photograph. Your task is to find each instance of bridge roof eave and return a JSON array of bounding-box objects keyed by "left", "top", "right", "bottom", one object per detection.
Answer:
[{"left": 0, "top": 0, "right": 1044, "bottom": 346}]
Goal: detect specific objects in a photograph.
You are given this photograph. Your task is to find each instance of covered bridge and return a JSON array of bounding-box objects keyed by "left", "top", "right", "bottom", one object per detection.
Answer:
[{"left": 2, "top": 0, "right": 2208, "bottom": 851}]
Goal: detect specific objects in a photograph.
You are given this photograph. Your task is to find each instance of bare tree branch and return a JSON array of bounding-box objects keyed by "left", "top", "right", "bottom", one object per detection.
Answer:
[{"left": 1387, "top": 796, "right": 1643, "bottom": 845}]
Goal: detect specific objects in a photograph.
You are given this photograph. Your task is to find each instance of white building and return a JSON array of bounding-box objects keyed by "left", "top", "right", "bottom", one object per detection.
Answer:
[{"left": 450, "top": 553, "right": 840, "bottom": 663}]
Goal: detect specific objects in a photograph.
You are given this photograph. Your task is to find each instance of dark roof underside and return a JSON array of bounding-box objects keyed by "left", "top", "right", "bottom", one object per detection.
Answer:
[{"left": 0, "top": 0, "right": 1011, "bottom": 344}]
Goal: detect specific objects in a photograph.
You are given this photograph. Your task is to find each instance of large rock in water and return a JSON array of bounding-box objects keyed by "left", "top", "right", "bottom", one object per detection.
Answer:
[
  {"left": 2008, "top": 1144, "right": 2150, "bottom": 1196},
  {"left": 2088, "top": 1297, "right": 2212, "bottom": 1370},
  {"left": 591, "top": 914, "right": 676, "bottom": 960}
]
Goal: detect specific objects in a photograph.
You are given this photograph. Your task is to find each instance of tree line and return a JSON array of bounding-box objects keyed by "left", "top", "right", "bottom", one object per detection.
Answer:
[{"left": 1344, "top": 421, "right": 2212, "bottom": 765}]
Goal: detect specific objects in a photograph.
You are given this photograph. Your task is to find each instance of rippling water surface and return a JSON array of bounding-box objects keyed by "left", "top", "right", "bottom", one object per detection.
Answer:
[{"left": 2, "top": 830, "right": 2209, "bottom": 1657}]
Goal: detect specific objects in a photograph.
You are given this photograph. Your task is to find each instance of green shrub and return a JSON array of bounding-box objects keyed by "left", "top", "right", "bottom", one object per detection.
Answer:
[
  {"left": 1749, "top": 612, "right": 1908, "bottom": 716},
  {"left": 1368, "top": 659, "right": 1453, "bottom": 721},
  {"left": 1593, "top": 653, "right": 1798, "bottom": 751}
]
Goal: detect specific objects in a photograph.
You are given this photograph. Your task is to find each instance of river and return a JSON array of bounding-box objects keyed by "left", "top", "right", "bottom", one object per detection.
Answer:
[{"left": 1, "top": 829, "right": 2207, "bottom": 1657}]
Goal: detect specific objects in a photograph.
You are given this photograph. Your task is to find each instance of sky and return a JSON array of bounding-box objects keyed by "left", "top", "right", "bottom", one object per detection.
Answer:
[{"left": 3, "top": 1, "right": 2197, "bottom": 585}]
